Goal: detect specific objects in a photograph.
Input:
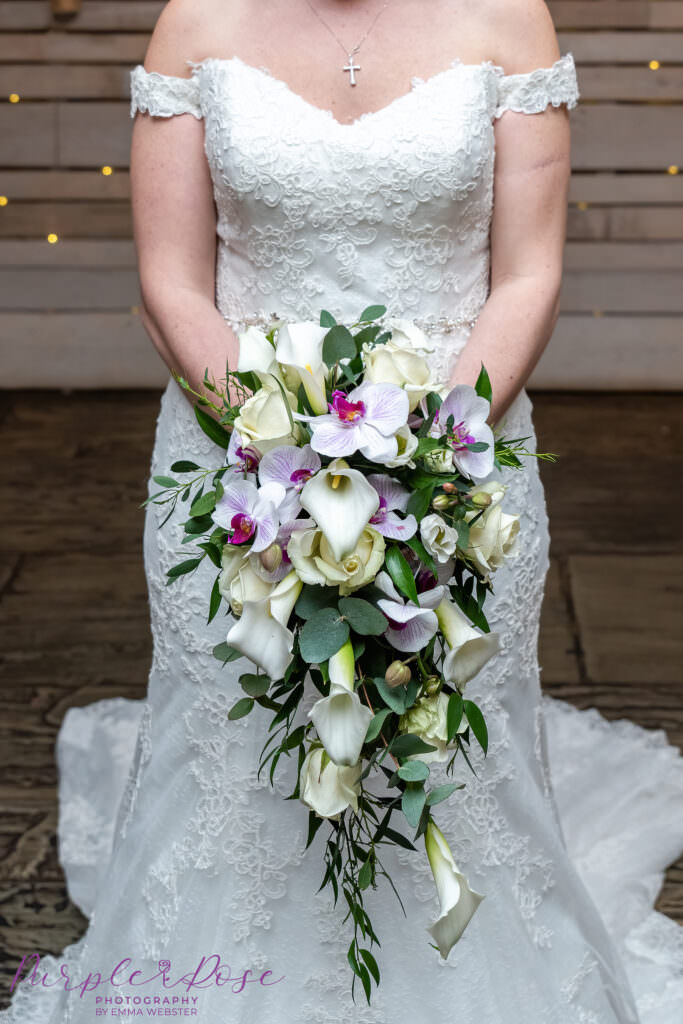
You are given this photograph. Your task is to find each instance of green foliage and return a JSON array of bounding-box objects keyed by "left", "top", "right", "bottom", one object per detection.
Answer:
[
  {"left": 338, "top": 597, "right": 387, "bottom": 636},
  {"left": 194, "top": 406, "right": 231, "bottom": 449},
  {"left": 299, "top": 607, "right": 350, "bottom": 663},
  {"left": 384, "top": 545, "right": 419, "bottom": 605}
]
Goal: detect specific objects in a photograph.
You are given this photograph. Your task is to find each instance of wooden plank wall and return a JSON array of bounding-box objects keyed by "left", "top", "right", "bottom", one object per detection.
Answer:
[{"left": 0, "top": 1, "right": 682, "bottom": 388}]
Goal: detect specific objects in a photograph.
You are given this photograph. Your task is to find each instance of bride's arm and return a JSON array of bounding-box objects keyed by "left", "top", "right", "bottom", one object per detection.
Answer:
[
  {"left": 130, "top": 4, "right": 240, "bottom": 412},
  {"left": 449, "top": 1, "right": 571, "bottom": 425}
]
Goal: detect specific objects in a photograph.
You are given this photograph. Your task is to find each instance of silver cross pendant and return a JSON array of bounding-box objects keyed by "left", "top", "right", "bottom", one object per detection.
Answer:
[{"left": 343, "top": 55, "right": 361, "bottom": 86}]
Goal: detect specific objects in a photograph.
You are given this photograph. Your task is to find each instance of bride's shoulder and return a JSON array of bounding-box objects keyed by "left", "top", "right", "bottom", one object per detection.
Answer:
[
  {"left": 142, "top": 0, "right": 234, "bottom": 76},
  {"left": 473, "top": 0, "right": 562, "bottom": 73}
]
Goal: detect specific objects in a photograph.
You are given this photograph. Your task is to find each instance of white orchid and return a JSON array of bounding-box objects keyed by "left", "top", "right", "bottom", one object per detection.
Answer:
[
  {"left": 212, "top": 478, "right": 286, "bottom": 553},
  {"left": 375, "top": 572, "right": 443, "bottom": 654},
  {"left": 298, "top": 383, "right": 410, "bottom": 463},
  {"left": 366, "top": 474, "right": 417, "bottom": 541},
  {"left": 431, "top": 384, "right": 495, "bottom": 480},
  {"left": 225, "top": 428, "right": 261, "bottom": 478},
  {"left": 425, "top": 820, "right": 485, "bottom": 958},
  {"left": 383, "top": 423, "right": 419, "bottom": 469},
  {"left": 258, "top": 443, "right": 322, "bottom": 522},
  {"left": 299, "top": 458, "right": 379, "bottom": 562},
  {"left": 299, "top": 746, "right": 362, "bottom": 820},
  {"left": 307, "top": 640, "right": 374, "bottom": 766},
  {"left": 275, "top": 321, "right": 329, "bottom": 414},
  {"left": 226, "top": 570, "right": 302, "bottom": 680},
  {"left": 435, "top": 597, "right": 500, "bottom": 686}
]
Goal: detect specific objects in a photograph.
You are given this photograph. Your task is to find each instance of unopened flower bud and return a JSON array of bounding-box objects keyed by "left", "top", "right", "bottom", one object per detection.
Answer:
[
  {"left": 442, "top": 482, "right": 458, "bottom": 494},
  {"left": 425, "top": 675, "right": 441, "bottom": 696},
  {"left": 259, "top": 543, "right": 283, "bottom": 573},
  {"left": 470, "top": 490, "right": 492, "bottom": 509},
  {"left": 385, "top": 660, "right": 411, "bottom": 689},
  {"left": 431, "top": 494, "right": 450, "bottom": 511}
]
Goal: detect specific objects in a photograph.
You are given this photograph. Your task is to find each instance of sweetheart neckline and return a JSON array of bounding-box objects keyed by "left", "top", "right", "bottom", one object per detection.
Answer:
[{"left": 188, "top": 53, "right": 503, "bottom": 129}]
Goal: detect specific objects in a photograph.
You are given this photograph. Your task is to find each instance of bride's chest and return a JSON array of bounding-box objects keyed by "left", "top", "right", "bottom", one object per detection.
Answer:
[{"left": 197, "top": 58, "right": 497, "bottom": 212}]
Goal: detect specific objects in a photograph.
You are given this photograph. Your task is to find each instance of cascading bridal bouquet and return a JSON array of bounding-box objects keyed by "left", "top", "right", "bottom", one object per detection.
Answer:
[{"left": 144, "top": 304, "right": 549, "bottom": 1003}]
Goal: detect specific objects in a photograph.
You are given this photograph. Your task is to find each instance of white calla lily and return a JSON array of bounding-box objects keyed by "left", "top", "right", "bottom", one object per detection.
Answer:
[
  {"left": 436, "top": 598, "right": 500, "bottom": 686},
  {"left": 236, "top": 325, "right": 283, "bottom": 385},
  {"left": 226, "top": 571, "right": 303, "bottom": 680},
  {"left": 300, "top": 459, "right": 380, "bottom": 561},
  {"left": 308, "top": 640, "right": 374, "bottom": 766},
  {"left": 425, "top": 820, "right": 485, "bottom": 958},
  {"left": 275, "top": 321, "right": 329, "bottom": 414},
  {"left": 299, "top": 746, "right": 362, "bottom": 820}
]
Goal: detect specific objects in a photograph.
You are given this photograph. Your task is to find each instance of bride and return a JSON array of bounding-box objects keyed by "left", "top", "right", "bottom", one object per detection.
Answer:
[{"left": 4, "top": 0, "right": 683, "bottom": 1021}]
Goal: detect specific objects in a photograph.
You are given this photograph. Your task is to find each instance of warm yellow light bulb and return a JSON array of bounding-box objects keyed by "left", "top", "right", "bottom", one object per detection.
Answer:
[
  {"left": 649, "top": 60, "right": 660, "bottom": 70},
  {"left": 667, "top": 165, "right": 679, "bottom": 175},
  {"left": 47, "top": 233, "right": 59, "bottom": 244},
  {"left": 101, "top": 165, "right": 114, "bottom": 176},
  {"left": 9, "top": 93, "right": 20, "bottom": 103},
  {"left": 577, "top": 201, "right": 589, "bottom": 211},
  {"left": 0, "top": 196, "right": 8, "bottom": 207}
]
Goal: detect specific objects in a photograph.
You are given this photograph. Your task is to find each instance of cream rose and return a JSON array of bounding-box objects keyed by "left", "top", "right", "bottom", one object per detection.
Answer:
[
  {"left": 233, "top": 380, "right": 300, "bottom": 453},
  {"left": 362, "top": 334, "right": 433, "bottom": 411},
  {"left": 287, "top": 523, "right": 385, "bottom": 595},
  {"left": 463, "top": 501, "right": 520, "bottom": 578}
]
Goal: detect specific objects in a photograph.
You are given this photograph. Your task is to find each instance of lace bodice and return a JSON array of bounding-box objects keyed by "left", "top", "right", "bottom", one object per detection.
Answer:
[{"left": 130, "top": 52, "right": 578, "bottom": 359}]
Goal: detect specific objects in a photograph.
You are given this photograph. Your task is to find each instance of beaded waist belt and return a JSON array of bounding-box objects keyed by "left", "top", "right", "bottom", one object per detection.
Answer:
[{"left": 222, "top": 308, "right": 481, "bottom": 335}]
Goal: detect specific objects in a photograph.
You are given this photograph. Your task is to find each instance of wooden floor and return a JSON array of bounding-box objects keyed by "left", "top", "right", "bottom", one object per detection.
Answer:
[{"left": 1, "top": 389, "right": 682, "bottom": 1004}]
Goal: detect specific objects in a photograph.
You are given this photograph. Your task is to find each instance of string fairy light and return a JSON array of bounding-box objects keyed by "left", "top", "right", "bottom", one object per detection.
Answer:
[
  {"left": 101, "top": 166, "right": 114, "bottom": 176},
  {"left": 47, "top": 233, "right": 59, "bottom": 244},
  {"left": 0, "top": 196, "right": 8, "bottom": 207},
  {"left": 649, "top": 60, "right": 660, "bottom": 71},
  {"left": 9, "top": 93, "right": 20, "bottom": 103},
  {"left": 667, "top": 165, "right": 679, "bottom": 175}
]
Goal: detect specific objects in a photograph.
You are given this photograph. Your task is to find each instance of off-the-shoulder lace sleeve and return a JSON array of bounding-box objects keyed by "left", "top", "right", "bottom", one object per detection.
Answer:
[
  {"left": 493, "top": 53, "right": 579, "bottom": 120},
  {"left": 130, "top": 65, "right": 202, "bottom": 120}
]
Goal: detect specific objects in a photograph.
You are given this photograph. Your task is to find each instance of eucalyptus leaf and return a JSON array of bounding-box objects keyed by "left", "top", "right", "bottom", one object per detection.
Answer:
[
  {"left": 474, "top": 364, "right": 493, "bottom": 404},
  {"left": 446, "top": 691, "right": 464, "bottom": 741},
  {"left": 364, "top": 708, "right": 392, "bottom": 743},
  {"left": 212, "top": 642, "right": 242, "bottom": 664},
  {"left": 402, "top": 782, "right": 427, "bottom": 828},
  {"left": 295, "top": 584, "right": 339, "bottom": 619},
  {"left": 166, "top": 557, "right": 202, "bottom": 580},
  {"left": 398, "top": 760, "right": 430, "bottom": 782},
  {"left": 171, "top": 460, "right": 200, "bottom": 473},
  {"left": 240, "top": 673, "right": 270, "bottom": 697},
  {"left": 322, "top": 324, "right": 356, "bottom": 364},
  {"left": 390, "top": 733, "right": 437, "bottom": 757},
  {"left": 359, "top": 303, "right": 387, "bottom": 322},
  {"left": 152, "top": 475, "right": 179, "bottom": 488},
  {"left": 299, "top": 607, "right": 350, "bottom": 663},
  {"left": 207, "top": 575, "right": 221, "bottom": 624},
  {"left": 228, "top": 697, "right": 254, "bottom": 721},
  {"left": 190, "top": 491, "right": 217, "bottom": 517},
  {"left": 426, "top": 782, "right": 464, "bottom": 806},
  {"left": 338, "top": 596, "right": 387, "bottom": 636}
]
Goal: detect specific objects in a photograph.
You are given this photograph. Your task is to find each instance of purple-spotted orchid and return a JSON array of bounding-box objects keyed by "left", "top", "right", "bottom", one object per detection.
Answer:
[
  {"left": 298, "top": 382, "right": 410, "bottom": 463},
  {"left": 366, "top": 473, "right": 418, "bottom": 542},
  {"left": 431, "top": 384, "right": 495, "bottom": 480},
  {"left": 258, "top": 443, "right": 322, "bottom": 522},
  {"left": 212, "top": 478, "right": 286, "bottom": 553}
]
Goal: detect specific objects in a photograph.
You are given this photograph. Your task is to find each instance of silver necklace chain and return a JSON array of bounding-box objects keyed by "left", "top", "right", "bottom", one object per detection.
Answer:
[{"left": 303, "top": 0, "right": 393, "bottom": 85}]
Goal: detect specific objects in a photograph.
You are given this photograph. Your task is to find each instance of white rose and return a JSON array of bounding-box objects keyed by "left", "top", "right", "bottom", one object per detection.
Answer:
[
  {"left": 463, "top": 505, "right": 520, "bottom": 577},
  {"left": 383, "top": 424, "right": 419, "bottom": 468},
  {"left": 362, "top": 336, "right": 433, "bottom": 411},
  {"left": 383, "top": 317, "right": 434, "bottom": 354},
  {"left": 228, "top": 562, "right": 276, "bottom": 617},
  {"left": 233, "top": 380, "right": 300, "bottom": 453},
  {"left": 217, "top": 544, "right": 249, "bottom": 602},
  {"left": 421, "top": 513, "right": 458, "bottom": 564},
  {"left": 287, "top": 524, "right": 385, "bottom": 595},
  {"left": 299, "top": 746, "right": 361, "bottom": 820}
]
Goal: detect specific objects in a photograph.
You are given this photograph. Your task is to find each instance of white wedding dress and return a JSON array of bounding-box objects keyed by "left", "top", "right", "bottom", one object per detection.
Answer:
[{"left": 3, "top": 52, "right": 683, "bottom": 1024}]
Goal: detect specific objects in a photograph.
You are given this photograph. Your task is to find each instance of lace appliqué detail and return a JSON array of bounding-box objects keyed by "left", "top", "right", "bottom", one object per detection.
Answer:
[
  {"left": 130, "top": 65, "right": 202, "bottom": 120},
  {"left": 493, "top": 53, "right": 580, "bottom": 119}
]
